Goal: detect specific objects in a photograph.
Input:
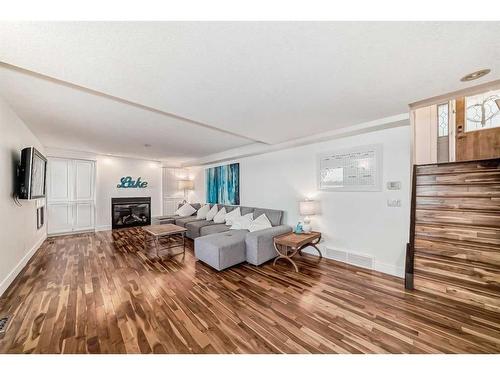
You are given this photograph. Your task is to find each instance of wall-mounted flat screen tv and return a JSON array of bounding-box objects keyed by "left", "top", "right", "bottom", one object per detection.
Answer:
[{"left": 18, "top": 147, "right": 47, "bottom": 200}]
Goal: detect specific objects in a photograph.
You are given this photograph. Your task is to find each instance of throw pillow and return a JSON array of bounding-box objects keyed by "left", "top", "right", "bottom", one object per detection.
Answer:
[
  {"left": 196, "top": 204, "right": 210, "bottom": 219},
  {"left": 224, "top": 207, "right": 241, "bottom": 226},
  {"left": 175, "top": 203, "right": 196, "bottom": 218},
  {"left": 205, "top": 205, "right": 219, "bottom": 221},
  {"left": 248, "top": 214, "right": 272, "bottom": 232},
  {"left": 230, "top": 213, "right": 254, "bottom": 230},
  {"left": 213, "top": 207, "right": 227, "bottom": 223}
]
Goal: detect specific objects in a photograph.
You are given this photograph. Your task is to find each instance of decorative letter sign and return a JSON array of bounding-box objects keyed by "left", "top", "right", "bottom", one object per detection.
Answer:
[{"left": 117, "top": 176, "right": 148, "bottom": 189}]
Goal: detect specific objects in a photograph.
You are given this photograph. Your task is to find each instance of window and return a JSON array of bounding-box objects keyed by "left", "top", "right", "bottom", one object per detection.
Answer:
[
  {"left": 465, "top": 89, "right": 500, "bottom": 132},
  {"left": 437, "top": 103, "right": 449, "bottom": 137}
]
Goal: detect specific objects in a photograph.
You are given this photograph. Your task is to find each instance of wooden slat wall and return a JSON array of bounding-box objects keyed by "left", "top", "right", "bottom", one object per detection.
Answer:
[{"left": 411, "top": 158, "right": 500, "bottom": 313}]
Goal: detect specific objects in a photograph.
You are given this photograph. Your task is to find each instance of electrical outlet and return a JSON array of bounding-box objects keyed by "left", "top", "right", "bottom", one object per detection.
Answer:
[{"left": 387, "top": 199, "right": 401, "bottom": 207}]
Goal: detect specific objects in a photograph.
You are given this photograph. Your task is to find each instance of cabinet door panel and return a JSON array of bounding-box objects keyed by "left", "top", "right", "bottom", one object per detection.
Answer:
[
  {"left": 48, "top": 158, "right": 71, "bottom": 203},
  {"left": 74, "top": 202, "right": 94, "bottom": 230},
  {"left": 75, "top": 160, "right": 94, "bottom": 201},
  {"left": 47, "top": 203, "right": 73, "bottom": 234}
]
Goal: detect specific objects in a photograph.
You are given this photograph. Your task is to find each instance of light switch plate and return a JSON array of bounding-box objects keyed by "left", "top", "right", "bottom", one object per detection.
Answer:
[{"left": 387, "top": 181, "right": 402, "bottom": 190}]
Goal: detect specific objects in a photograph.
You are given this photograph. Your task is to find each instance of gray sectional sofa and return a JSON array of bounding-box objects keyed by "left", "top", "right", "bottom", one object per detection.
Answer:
[{"left": 155, "top": 203, "right": 291, "bottom": 271}]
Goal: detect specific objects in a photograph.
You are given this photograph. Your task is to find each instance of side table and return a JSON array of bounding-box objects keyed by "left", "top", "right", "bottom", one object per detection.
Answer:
[{"left": 273, "top": 231, "right": 322, "bottom": 272}]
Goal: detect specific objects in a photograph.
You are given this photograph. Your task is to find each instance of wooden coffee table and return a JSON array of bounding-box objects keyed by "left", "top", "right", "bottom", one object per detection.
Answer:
[
  {"left": 142, "top": 224, "right": 187, "bottom": 258},
  {"left": 273, "top": 231, "right": 322, "bottom": 272}
]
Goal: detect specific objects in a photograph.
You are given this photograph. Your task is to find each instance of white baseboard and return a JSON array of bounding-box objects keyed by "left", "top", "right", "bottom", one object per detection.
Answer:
[
  {"left": 302, "top": 245, "right": 404, "bottom": 278},
  {"left": 48, "top": 228, "right": 96, "bottom": 237},
  {"left": 373, "top": 260, "right": 404, "bottom": 278},
  {"left": 95, "top": 225, "right": 111, "bottom": 232},
  {"left": 0, "top": 234, "right": 47, "bottom": 297}
]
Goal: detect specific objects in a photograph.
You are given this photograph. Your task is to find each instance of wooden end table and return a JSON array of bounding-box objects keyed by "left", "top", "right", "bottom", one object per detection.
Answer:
[
  {"left": 142, "top": 224, "right": 187, "bottom": 258},
  {"left": 273, "top": 231, "right": 322, "bottom": 272}
]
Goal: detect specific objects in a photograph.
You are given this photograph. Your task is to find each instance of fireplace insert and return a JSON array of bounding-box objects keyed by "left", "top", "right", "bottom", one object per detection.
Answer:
[{"left": 111, "top": 197, "right": 151, "bottom": 229}]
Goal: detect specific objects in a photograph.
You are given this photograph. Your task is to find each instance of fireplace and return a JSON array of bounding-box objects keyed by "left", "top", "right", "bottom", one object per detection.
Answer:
[{"left": 111, "top": 197, "right": 151, "bottom": 229}]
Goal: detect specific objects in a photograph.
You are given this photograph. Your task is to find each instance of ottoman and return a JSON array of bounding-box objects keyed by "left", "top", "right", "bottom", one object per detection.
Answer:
[{"left": 194, "top": 230, "right": 248, "bottom": 271}]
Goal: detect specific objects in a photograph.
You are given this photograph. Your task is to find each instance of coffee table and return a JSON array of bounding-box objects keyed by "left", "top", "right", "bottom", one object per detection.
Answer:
[
  {"left": 142, "top": 224, "right": 187, "bottom": 258},
  {"left": 273, "top": 231, "right": 322, "bottom": 272}
]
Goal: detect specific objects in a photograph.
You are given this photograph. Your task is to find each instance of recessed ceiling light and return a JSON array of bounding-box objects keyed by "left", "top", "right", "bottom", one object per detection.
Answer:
[
  {"left": 460, "top": 69, "right": 491, "bottom": 82},
  {"left": 144, "top": 143, "right": 152, "bottom": 148}
]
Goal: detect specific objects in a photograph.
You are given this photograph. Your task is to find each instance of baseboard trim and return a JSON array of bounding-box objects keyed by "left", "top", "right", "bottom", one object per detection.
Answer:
[
  {"left": 302, "top": 246, "right": 404, "bottom": 278},
  {"left": 0, "top": 234, "right": 47, "bottom": 297},
  {"left": 47, "top": 229, "right": 96, "bottom": 237},
  {"left": 373, "top": 260, "right": 405, "bottom": 278},
  {"left": 95, "top": 225, "right": 111, "bottom": 232}
]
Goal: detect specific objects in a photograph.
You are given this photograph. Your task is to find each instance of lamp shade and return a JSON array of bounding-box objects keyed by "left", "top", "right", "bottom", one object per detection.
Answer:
[
  {"left": 299, "top": 200, "right": 317, "bottom": 216},
  {"left": 178, "top": 179, "right": 194, "bottom": 190}
]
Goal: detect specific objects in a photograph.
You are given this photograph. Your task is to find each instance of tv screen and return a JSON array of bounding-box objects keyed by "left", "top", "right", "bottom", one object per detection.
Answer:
[{"left": 18, "top": 147, "right": 47, "bottom": 200}]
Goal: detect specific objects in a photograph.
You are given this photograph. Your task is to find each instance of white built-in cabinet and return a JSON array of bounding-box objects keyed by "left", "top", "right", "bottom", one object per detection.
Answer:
[
  {"left": 162, "top": 167, "right": 185, "bottom": 215},
  {"left": 47, "top": 158, "right": 96, "bottom": 235}
]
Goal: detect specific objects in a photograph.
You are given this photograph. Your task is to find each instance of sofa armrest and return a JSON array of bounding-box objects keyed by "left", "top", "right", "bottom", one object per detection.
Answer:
[{"left": 245, "top": 225, "right": 292, "bottom": 266}]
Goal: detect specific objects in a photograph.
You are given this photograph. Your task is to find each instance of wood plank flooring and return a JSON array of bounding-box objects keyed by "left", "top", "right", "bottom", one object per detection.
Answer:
[{"left": 1, "top": 228, "right": 500, "bottom": 354}]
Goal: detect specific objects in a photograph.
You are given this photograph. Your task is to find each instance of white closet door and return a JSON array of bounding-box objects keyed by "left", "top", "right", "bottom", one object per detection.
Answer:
[
  {"left": 47, "top": 158, "right": 72, "bottom": 203},
  {"left": 74, "top": 202, "right": 94, "bottom": 231},
  {"left": 47, "top": 157, "right": 95, "bottom": 235},
  {"left": 47, "top": 203, "right": 73, "bottom": 234},
  {"left": 74, "top": 160, "right": 94, "bottom": 201}
]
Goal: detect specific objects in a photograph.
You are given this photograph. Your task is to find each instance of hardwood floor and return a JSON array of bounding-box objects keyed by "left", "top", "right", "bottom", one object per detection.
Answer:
[{"left": 1, "top": 228, "right": 499, "bottom": 354}]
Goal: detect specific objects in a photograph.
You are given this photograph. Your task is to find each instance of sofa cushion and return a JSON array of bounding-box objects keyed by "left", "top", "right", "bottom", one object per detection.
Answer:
[
  {"left": 175, "top": 203, "right": 196, "bottom": 217},
  {"left": 239, "top": 206, "right": 254, "bottom": 216},
  {"left": 194, "top": 230, "right": 248, "bottom": 271},
  {"left": 206, "top": 205, "right": 218, "bottom": 221},
  {"left": 252, "top": 208, "right": 283, "bottom": 226},
  {"left": 245, "top": 225, "right": 292, "bottom": 265},
  {"left": 200, "top": 223, "right": 230, "bottom": 236},
  {"left": 213, "top": 207, "right": 227, "bottom": 223},
  {"left": 196, "top": 204, "right": 211, "bottom": 219},
  {"left": 177, "top": 202, "right": 202, "bottom": 211},
  {"left": 175, "top": 216, "right": 202, "bottom": 228},
  {"left": 224, "top": 207, "right": 241, "bottom": 226},
  {"left": 230, "top": 213, "right": 253, "bottom": 230},
  {"left": 186, "top": 220, "right": 220, "bottom": 239},
  {"left": 248, "top": 213, "right": 272, "bottom": 232},
  {"left": 223, "top": 205, "right": 237, "bottom": 212}
]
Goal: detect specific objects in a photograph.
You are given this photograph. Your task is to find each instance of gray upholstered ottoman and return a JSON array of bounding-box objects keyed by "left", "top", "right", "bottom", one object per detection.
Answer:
[{"left": 194, "top": 230, "right": 248, "bottom": 271}]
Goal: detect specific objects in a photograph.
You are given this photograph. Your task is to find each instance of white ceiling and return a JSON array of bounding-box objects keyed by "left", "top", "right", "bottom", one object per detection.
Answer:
[
  {"left": 0, "top": 22, "right": 499, "bottom": 164},
  {"left": 0, "top": 66, "right": 252, "bottom": 163}
]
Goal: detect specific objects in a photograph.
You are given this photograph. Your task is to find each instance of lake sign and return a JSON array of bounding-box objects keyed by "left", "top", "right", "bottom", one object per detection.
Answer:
[{"left": 117, "top": 176, "right": 148, "bottom": 188}]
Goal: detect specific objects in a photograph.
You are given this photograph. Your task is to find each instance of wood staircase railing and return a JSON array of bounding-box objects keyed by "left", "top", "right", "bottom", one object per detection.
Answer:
[{"left": 405, "top": 158, "right": 500, "bottom": 313}]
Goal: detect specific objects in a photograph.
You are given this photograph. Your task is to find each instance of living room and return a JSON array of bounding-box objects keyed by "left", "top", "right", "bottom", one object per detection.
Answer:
[{"left": 1, "top": 2, "right": 499, "bottom": 373}]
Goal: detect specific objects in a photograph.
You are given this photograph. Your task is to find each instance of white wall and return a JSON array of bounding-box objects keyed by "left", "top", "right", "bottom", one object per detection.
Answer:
[
  {"left": 191, "top": 125, "right": 411, "bottom": 277},
  {"left": 95, "top": 155, "right": 162, "bottom": 230},
  {"left": 0, "top": 97, "right": 47, "bottom": 296}
]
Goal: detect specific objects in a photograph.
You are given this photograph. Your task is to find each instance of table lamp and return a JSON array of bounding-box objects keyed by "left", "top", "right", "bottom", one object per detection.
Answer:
[
  {"left": 178, "top": 179, "right": 194, "bottom": 203},
  {"left": 299, "top": 200, "right": 318, "bottom": 233}
]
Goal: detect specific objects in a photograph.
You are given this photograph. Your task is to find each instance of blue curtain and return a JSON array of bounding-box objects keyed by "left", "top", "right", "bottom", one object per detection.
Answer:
[{"left": 206, "top": 163, "right": 240, "bottom": 205}]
